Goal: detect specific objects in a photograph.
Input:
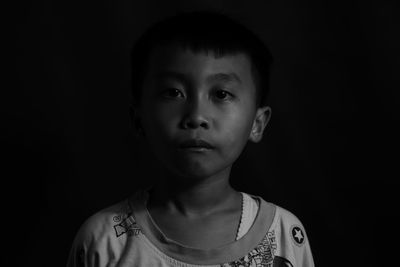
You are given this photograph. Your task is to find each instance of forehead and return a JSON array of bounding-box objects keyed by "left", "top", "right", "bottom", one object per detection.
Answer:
[{"left": 145, "top": 44, "right": 255, "bottom": 86}]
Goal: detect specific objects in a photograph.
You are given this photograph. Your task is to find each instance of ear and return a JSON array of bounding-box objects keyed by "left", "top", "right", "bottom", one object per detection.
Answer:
[
  {"left": 249, "top": 106, "right": 271, "bottom": 143},
  {"left": 129, "top": 104, "right": 144, "bottom": 138}
]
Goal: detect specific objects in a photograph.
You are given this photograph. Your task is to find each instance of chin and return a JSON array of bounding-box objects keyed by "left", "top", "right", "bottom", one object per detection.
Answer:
[
  {"left": 171, "top": 161, "right": 234, "bottom": 185},
  {"left": 178, "top": 165, "right": 213, "bottom": 180},
  {"left": 167, "top": 161, "right": 219, "bottom": 181}
]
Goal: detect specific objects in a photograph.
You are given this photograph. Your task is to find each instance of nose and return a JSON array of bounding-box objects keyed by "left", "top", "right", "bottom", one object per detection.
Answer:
[{"left": 181, "top": 98, "right": 210, "bottom": 130}]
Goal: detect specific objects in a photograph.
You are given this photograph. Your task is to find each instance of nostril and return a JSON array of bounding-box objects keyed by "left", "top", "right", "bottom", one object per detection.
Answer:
[
  {"left": 185, "top": 121, "right": 196, "bottom": 129},
  {"left": 185, "top": 120, "right": 200, "bottom": 129},
  {"left": 182, "top": 118, "right": 209, "bottom": 129},
  {"left": 200, "top": 121, "right": 209, "bottom": 129}
]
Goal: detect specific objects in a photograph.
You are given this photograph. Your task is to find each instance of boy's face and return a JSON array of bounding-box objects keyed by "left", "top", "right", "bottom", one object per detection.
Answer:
[{"left": 135, "top": 44, "right": 270, "bottom": 181}]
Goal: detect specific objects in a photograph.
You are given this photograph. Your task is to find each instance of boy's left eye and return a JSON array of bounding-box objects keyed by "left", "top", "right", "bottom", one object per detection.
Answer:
[{"left": 214, "top": 90, "right": 234, "bottom": 101}]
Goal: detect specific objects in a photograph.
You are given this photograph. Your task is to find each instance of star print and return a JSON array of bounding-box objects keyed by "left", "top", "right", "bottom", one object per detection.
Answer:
[
  {"left": 294, "top": 228, "right": 304, "bottom": 243},
  {"left": 291, "top": 225, "right": 305, "bottom": 246}
]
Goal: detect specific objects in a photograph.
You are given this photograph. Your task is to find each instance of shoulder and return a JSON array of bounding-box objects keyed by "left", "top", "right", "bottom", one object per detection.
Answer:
[
  {"left": 76, "top": 200, "right": 130, "bottom": 243},
  {"left": 257, "top": 198, "right": 315, "bottom": 267},
  {"left": 246, "top": 194, "right": 308, "bottom": 233},
  {"left": 275, "top": 205, "right": 305, "bottom": 230},
  {"left": 67, "top": 199, "right": 132, "bottom": 267},
  {"left": 273, "top": 205, "right": 311, "bottom": 248}
]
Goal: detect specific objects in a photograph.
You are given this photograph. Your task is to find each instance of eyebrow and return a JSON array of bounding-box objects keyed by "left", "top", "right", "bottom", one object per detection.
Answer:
[
  {"left": 206, "top": 72, "right": 242, "bottom": 84},
  {"left": 155, "top": 71, "right": 187, "bottom": 82},
  {"left": 155, "top": 71, "right": 242, "bottom": 84}
]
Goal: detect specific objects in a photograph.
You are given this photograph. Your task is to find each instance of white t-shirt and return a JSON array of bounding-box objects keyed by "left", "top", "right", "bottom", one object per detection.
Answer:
[{"left": 67, "top": 190, "right": 314, "bottom": 267}]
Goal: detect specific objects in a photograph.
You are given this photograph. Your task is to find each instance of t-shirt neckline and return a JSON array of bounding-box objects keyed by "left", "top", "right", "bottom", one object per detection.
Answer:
[{"left": 129, "top": 189, "right": 276, "bottom": 265}]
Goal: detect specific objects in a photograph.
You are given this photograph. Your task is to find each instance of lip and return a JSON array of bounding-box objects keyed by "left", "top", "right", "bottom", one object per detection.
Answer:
[
  {"left": 179, "top": 147, "right": 213, "bottom": 152},
  {"left": 179, "top": 139, "right": 215, "bottom": 150}
]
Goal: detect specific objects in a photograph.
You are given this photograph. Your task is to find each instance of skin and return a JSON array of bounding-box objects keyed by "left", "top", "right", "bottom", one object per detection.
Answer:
[{"left": 132, "top": 44, "right": 271, "bottom": 248}]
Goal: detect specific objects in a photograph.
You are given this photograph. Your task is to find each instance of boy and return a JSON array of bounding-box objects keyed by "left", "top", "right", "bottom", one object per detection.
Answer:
[{"left": 67, "top": 11, "right": 314, "bottom": 267}]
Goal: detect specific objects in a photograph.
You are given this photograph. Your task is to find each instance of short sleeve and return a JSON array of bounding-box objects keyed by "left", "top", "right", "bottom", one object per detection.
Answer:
[
  {"left": 66, "top": 237, "right": 86, "bottom": 267},
  {"left": 273, "top": 206, "right": 315, "bottom": 267},
  {"left": 66, "top": 217, "right": 100, "bottom": 267},
  {"left": 66, "top": 207, "right": 123, "bottom": 267},
  {"left": 290, "top": 223, "right": 314, "bottom": 267}
]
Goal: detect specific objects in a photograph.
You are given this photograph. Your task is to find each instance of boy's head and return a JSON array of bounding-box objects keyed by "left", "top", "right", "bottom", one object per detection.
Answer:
[
  {"left": 131, "top": 11, "right": 273, "bottom": 181},
  {"left": 131, "top": 11, "right": 273, "bottom": 109}
]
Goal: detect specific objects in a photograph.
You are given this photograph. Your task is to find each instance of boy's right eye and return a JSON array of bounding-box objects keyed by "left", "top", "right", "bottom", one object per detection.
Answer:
[{"left": 161, "top": 88, "right": 184, "bottom": 99}]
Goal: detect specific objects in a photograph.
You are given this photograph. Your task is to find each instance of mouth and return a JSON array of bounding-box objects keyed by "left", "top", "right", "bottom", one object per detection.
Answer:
[{"left": 179, "top": 139, "right": 215, "bottom": 151}]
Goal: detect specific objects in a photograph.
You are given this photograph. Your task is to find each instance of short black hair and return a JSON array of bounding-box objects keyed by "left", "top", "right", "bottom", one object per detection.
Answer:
[{"left": 130, "top": 10, "right": 273, "bottom": 108}]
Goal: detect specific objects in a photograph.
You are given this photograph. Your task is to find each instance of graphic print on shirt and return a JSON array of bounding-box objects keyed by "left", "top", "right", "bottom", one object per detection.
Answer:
[
  {"left": 222, "top": 230, "right": 279, "bottom": 267},
  {"left": 290, "top": 225, "right": 305, "bottom": 247},
  {"left": 114, "top": 213, "right": 141, "bottom": 237},
  {"left": 272, "top": 256, "right": 294, "bottom": 267}
]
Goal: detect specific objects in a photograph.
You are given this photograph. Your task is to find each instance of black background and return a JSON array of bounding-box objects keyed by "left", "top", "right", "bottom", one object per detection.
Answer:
[{"left": 7, "top": 0, "right": 399, "bottom": 266}]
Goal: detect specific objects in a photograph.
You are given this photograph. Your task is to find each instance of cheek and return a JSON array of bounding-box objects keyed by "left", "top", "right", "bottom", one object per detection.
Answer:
[
  {"left": 142, "top": 104, "right": 181, "bottom": 142},
  {"left": 218, "top": 109, "right": 254, "bottom": 154}
]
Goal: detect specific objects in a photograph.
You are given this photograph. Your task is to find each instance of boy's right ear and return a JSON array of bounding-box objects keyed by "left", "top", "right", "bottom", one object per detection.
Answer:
[{"left": 129, "top": 105, "right": 144, "bottom": 137}]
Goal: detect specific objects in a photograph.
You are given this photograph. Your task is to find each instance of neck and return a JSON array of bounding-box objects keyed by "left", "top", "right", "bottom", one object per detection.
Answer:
[{"left": 148, "top": 166, "right": 240, "bottom": 217}]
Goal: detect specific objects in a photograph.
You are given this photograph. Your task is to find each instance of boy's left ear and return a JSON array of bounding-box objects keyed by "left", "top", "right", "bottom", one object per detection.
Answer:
[{"left": 249, "top": 106, "right": 271, "bottom": 143}]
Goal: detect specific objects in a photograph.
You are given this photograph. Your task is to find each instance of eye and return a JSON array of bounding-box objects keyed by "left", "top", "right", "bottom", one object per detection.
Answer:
[
  {"left": 214, "top": 89, "right": 234, "bottom": 101},
  {"left": 161, "top": 88, "right": 184, "bottom": 99}
]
